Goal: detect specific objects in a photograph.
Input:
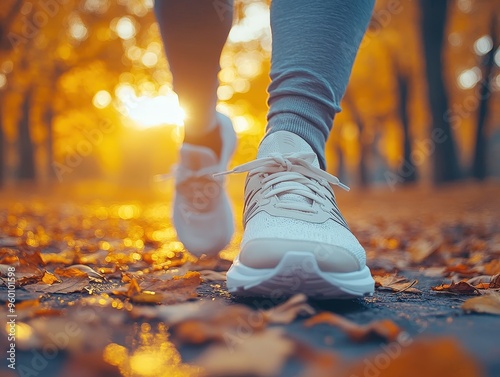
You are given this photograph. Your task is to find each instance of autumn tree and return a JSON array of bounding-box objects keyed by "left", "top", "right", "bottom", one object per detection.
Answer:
[
  {"left": 420, "top": 0, "right": 462, "bottom": 183},
  {"left": 472, "top": 13, "right": 498, "bottom": 180}
]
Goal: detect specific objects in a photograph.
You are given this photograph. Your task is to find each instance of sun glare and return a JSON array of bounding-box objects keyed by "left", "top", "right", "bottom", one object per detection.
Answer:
[{"left": 120, "top": 93, "right": 185, "bottom": 129}]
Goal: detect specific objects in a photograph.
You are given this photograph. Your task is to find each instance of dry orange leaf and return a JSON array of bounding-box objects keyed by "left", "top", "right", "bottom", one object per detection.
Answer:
[
  {"left": 262, "top": 294, "right": 316, "bottom": 325},
  {"left": 184, "top": 257, "right": 232, "bottom": 272},
  {"left": 16, "top": 298, "right": 41, "bottom": 311},
  {"left": 14, "top": 265, "right": 44, "bottom": 286},
  {"left": 126, "top": 277, "right": 142, "bottom": 297},
  {"left": 59, "top": 352, "right": 122, "bottom": 377},
  {"left": 374, "top": 274, "right": 421, "bottom": 293},
  {"left": 139, "top": 271, "right": 202, "bottom": 292},
  {"left": 130, "top": 291, "right": 164, "bottom": 304},
  {"left": 19, "top": 250, "right": 45, "bottom": 267},
  {"left": 432, "top": 281, "right": 480, "bottom": 295},
  {"left": 304, "top": 312, "right": 402, "bottom": 343},
  {"left": 483, "top": 260, "right": 500, "bottom": 275},
  {"left": 55, "top": 264, "right": 104, "bottom": 279},
  {"left": 0, "top": 251, "right": 17, "bottom": 265},
  {"left": 174, "top": 304, "right": 265, "bottom": 344},
  {"left": 474, "top": 283, "right": 491, "bottom": 289},
  {"left": 54, "top": 267, "right": 88, "bottom": 278},
  {"left": 295, "top": 341, "right": 340, "bottom": 377},
  {"left": 445, "top": 264, "right": 478, "bottom": 276},
  {"left": 24, "top": 276, "right": 90, "bottom": 294},
  {"left": 40, "top": 250, "right": 76, "bottom": 265},
  {"left": 41, "top": 271, "right": 61, "bottom": 285},
  {"left": 194, "top": 328, "right": 295, "bottom": 377},
  {"left": 345, "top": 337, "right": 482, "bottom": 377},
  {"left": 114, "top": 272, "right": 201, "bottom": 304},
  {"left": 462, "top": 292, "right": 500, "bottom": 315},
  {"left": 408, "top": 238, "right": 440, "bottom": 263},
  {"left": 489, "top": 274, "right": 500, "bottom": 288}
]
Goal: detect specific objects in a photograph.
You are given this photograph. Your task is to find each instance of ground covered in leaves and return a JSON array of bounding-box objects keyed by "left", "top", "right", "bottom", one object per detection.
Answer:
[{"left": 0, "top": 181, "right": 499, "bottom": 377}]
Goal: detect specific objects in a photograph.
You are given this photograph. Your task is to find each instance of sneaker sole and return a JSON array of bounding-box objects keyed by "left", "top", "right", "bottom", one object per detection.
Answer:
[{"left": 227, "top": 251, "right": 375, "bottom": 299}]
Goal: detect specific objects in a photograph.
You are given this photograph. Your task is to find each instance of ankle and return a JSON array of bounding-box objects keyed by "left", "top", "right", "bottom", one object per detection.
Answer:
[{"left": 183, "top": 123, "right": 222, "bottom": 159}]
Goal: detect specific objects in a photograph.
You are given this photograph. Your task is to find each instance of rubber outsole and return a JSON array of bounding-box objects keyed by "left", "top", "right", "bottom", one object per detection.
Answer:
[{"left": 227, "top": 251, "right": 375, "bottom": 299}]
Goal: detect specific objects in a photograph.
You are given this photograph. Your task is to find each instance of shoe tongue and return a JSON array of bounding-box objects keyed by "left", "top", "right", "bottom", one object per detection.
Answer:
[
  {"left": 258, "top": 131, "right": 319, "bottom": 207},
  {"left": 258, "top": 131, "right": 320, "bottom": 168},
  {"left": 179, "top": 144, "right": 218, "bottom": 171}
]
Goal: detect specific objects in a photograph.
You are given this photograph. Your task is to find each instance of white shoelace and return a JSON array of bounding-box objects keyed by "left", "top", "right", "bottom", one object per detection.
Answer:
[{"left": 215, "top": 152, "right": 349, "bottom": 214}]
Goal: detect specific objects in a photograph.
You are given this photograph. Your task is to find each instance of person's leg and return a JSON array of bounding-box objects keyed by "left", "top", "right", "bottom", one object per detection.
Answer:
[
  {"left": 266, "top": 0, "right": 374, "bottom": 169},
  {"left": 226, "top": 0, "right": 375, "bottom": 298},
  {"left": 154, "top": 0, "right": 236, "bottom": 257},
  {"left": 154, "top": 0, "right": 233, "bottom": 156}
]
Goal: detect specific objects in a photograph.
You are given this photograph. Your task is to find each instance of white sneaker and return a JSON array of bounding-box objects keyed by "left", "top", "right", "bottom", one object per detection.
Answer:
[
  {"left": 173, "top": 113, "right": 236, "bottom": 257},
  {"left": 222, "top": 131, "right": 374, "bottom": 299}
]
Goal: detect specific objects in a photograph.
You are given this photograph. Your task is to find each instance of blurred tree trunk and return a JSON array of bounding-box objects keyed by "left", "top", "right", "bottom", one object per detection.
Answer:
[
  {"left": 420, "top": 0, "right": 461, "bottom": 183},
  {"left": 343, "top": 95, "right": 369, "bottom": 187},
  {"left": 472, "top": 16, "right": 497, "bottom": 180},
  {"left": 44, "top": 106, "right": 55, "bottom": 181},
  {"left": 18, "top": 87, "right": 36, "bottom": 181},
  {"left": 397, "top": 72, "right": 417, "bottom": 182},
  {"left": 0, "top": 1, "right": 23, "bottom": 187}
]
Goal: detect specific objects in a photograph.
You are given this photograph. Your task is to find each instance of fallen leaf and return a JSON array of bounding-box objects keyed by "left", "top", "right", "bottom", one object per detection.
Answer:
[
  {"left": 174, "top": 304, "right": 265, "bottom": 344},
  {"left": 41, "top": 271, "right": 61, "bottom": 284},
  {"left": 140, "top": 271, "right": 202, "bottom": 292},
  {"left": 23, "top": 314, "right": 112, "bottom": 352},
  {"left": 16, "top": 299, "right": 41, "bottom": 311},
  {"left": 422, "top": 267, "right": 447, "bottom": 277},
  {"left": 113, "top": 272, "right": 202, "bottom": 304},
  {"left": 126, "top": 277, "right": 142, "bottom": 297},
  {"left": 262, "top": 294, "right": 315, "bottom": 324},
  {"left": 445, "top": 264, "right": 478, "bottom": 276},
  {"left": 195, "top": 328, "right": 295, "bottom": 377},
  {"left": 462, "top": 292, "right": 500, "bottom": 315},
  {"left": 60, "top": 352, "right": 122, "bottom": 377},
  {"left": 185, "top": 257, "right": 232, "bottom": 272},
  {"left": 466, "top": 275, "right": 494, "bottom": 286},
  {"left": 408, "top": 238, "right": 440, "bottom": 263},
  {"left": 304, "top": 312, "right": 402, "bottom": 343},
  {"left": 56, "top": 264, "right": 104, "bottom": 279},
  {"left": 489, "top": 274, "right": 500, "bottom": 288},
  {"left": 19, "top": 250, "right": 45, "bottom": 267},
  {"left": 483, "top": 260, "right": 500, "bottom": 275},
  {"left": 24, "top": 276, "right": 90, "bottom": 294},
  {"left": 16, "top": 299, "right": 63, "bottom": 321},
  {"left": 345, "top": 337, "right": 482, "bottom": 377},
  {"left": 130, "top": 291, "right": 164, "bottom": 304},
  {"left": 431, "top": 281, "right": 480, "bottom": 295},
  {"left": 14, "top": 265, "right": 44, "bottom": 286},
  {"left": 374, "top": 274, "right": 421, "bottom": 293},
  {"left": 131, "top": 300, "right": 221, "bottom": 324},
  {"left": 40, "top": 250, "right": 76, "bottom": 265},
  {"left": 295, "top": 340, "right": 340, "bottom": 377}
]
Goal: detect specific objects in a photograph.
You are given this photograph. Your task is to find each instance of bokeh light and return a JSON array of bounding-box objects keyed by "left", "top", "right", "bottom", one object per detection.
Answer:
[
  {"left": 115, "top": 17, "right": 137, "bottom": 40},
  {"left": 473, "top": 35, "right": 493, "bottom": 56},
  {"left": 0, "top": 74, "right": 6, "bottom": 89},
  {"left": 69, "top": 18, "right": 88, "bottom": 41},
  {"left": 93, "top": 90, "right": 112, "bottom": 108},
  {"left": 457, "top": 67, "right": 481, "bottom": 89}
]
